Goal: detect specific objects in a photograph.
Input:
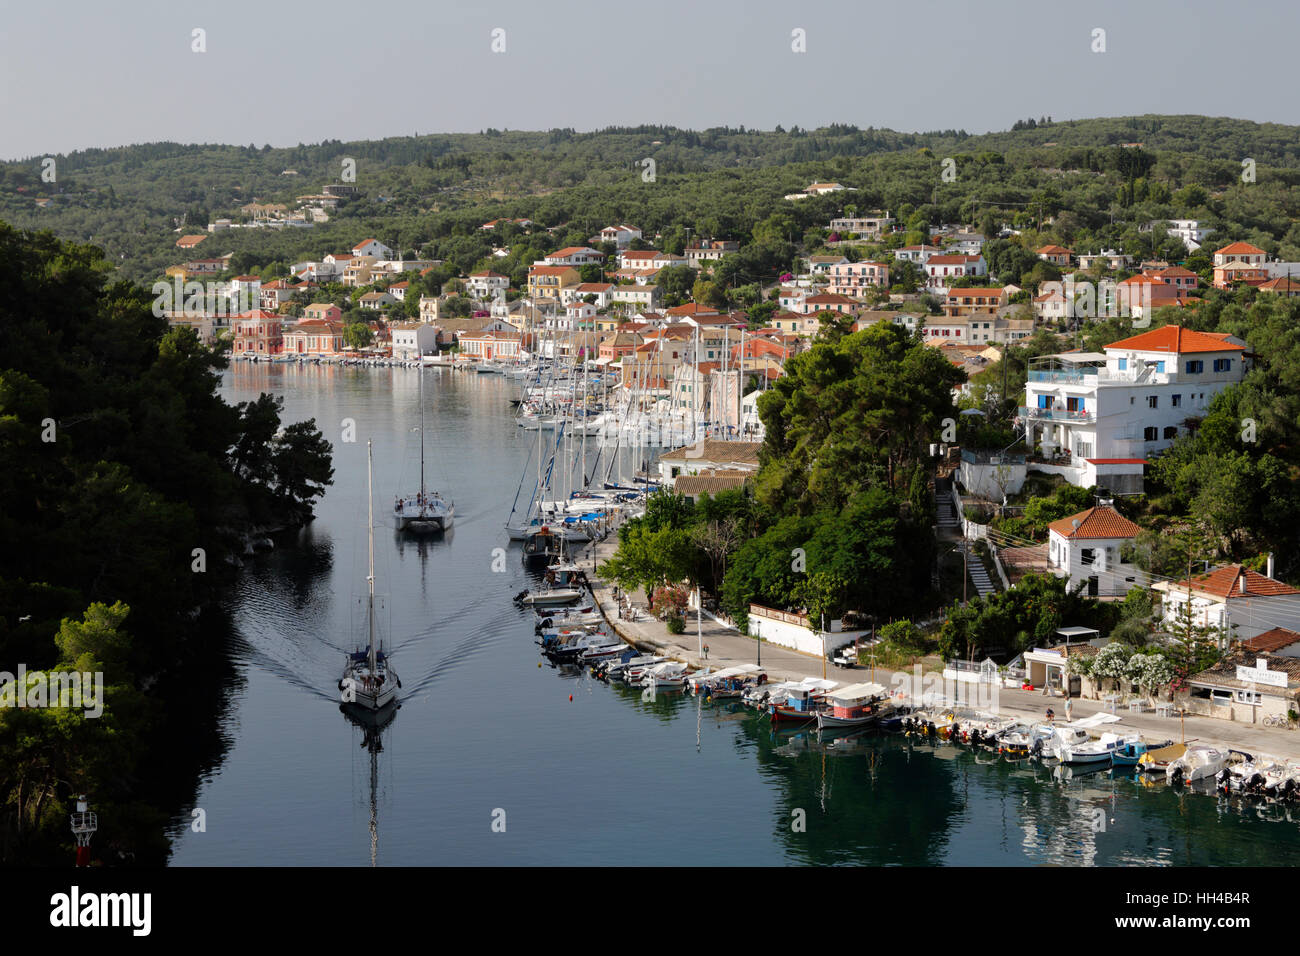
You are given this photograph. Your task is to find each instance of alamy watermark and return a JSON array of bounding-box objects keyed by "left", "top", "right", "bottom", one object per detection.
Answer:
[
  {"left": 151, "top": 277, "right": 256, "bottom": 319},
  {"left": 0, "top": 666, "right": 104, "bottom": 718}
]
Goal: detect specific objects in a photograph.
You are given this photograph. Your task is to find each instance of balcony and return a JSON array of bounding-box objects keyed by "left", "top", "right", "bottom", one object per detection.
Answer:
[
  {"left": 1027, "top": 369, "right": 1097, "bottom": 384},
  {"left": 1019, "top": 405, "right": 1094, "bottom": 423}
]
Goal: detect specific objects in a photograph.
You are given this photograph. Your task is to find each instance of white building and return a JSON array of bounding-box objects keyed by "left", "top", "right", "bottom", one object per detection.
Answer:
[
  {"left": 351, "top": 239, "right": 393, "bottom": 259},
  {"left": 1046, "top": 503, "right": 1147, "bottom": 597},
  {"left": 599, "top": 224, "right": 642, "bottom": 248},
  {"left": 389, "top": 322, "right": 438, "bottom": 361},
  {"left": 610, "top": 284, "right": 662, "bottom": 311},
  {"left": 828, "top": 215, "right": 894, "bottom": 238},
  {"left": 924, "top": 254, "right": 986, "bottom": 293},
  {"left": 1021, "top": 326, "right": 1246, "bottom": 490},
  {"left": 466, "top": 270, "right": 510, "bottom": 300}
]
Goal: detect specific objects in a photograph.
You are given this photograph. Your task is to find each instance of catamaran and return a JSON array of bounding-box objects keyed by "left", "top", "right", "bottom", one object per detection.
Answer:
[
  {"left": 341, "top": 440, "right": 400, "bottom": 712},
  {"left": 394, "top": 362, "right": 454, "bottom": 532}
]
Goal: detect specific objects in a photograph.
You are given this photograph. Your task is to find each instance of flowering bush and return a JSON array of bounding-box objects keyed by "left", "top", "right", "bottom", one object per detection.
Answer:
[{"left": 650, "top": 586, "right": 688, "bottom": 619}]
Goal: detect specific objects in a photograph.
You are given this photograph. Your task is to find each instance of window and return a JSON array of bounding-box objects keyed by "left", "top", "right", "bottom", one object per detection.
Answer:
[
  {"left": 1081, "top": 549, "right": 1095, "bottom": 565},
  {"left": 1147, "top": 395, "right": 1159, "bottom": 408},
  {"left": 1214, "top": 358, "right": 1233, "bottom": 372},
  {"left": 1154, "top": 361, "right": 1166, "bottom": 373},
  {"left": 1144, "top": 427, "right": 1158, "bottom": 441},
  {"left": 1118, "top": 358, "right": 1128, "bottom": 371},
  {"left": 1163, "top": 426, "right": 1178, "bottom": 439},
  {"left": 1185, "top": 360, "right": 1203, "bottom": 374},
  {"left": 1171, "top": 394, "right": 1181, "bottom": 407}
]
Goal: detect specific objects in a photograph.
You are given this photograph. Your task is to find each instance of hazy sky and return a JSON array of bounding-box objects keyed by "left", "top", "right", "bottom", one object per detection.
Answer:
[{"left": 2, "top": 0, "right": 1297, "bottom": 160}]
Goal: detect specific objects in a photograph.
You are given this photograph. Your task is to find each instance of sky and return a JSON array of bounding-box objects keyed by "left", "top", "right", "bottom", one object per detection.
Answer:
[{"left": 2, "top": 0, "right": 1298, "bottom": 160}]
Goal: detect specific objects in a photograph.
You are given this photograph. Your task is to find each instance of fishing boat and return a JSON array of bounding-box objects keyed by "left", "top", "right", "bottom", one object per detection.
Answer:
[
  {"left": 815, "top": 682, "right": 890, "bottom": 730},
  {"left": 393, "top": 363, "right": 454, "bottom": 532},
  {"left": 1167, "top": 745, "right": 1227, "bottom": 784},
  {"left": 340, "top": 441, "right": 401, "bottom": 712},
  {"left": 770, "top": 684, "right": 829, "bottom": 724}
]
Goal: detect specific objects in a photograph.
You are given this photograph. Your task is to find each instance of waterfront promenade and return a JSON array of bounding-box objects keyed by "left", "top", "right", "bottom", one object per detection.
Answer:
[{"left": 576, "top": 512, "right": 1300, "bottom": 763}]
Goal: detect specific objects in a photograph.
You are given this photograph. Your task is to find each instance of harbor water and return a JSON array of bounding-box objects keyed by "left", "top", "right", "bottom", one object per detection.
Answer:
[{"left": 165, "top": 364, "right": 1300, "bottom": 866}]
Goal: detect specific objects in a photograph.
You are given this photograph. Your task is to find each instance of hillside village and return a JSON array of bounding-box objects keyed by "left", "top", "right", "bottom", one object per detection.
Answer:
[{"left": 121, "top": 161, "right": 1300, "bottom": 729}]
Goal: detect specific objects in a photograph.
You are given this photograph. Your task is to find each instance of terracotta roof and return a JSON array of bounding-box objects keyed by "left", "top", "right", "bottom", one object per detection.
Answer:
[
  {"left": 1171, "top": 564, "right": 1299, "bottom": 600},
  {"left": 1242, "top": 628, "right": 1300, "bottom": 654},
  {"left": 1047, "top": 505, "right": 1140, "bottom": 540},
  {"left": 927, "top": 254, "right": 981, "bottom": 265},
  {"left": 674, "top": 471, "right": 753, "bottom": 496},
  {"left": 1037, "top": 244, "right": 1072, "bottom": 255},
  {"left": 1155, "top": 266, "right": 1197, "bottom": 277},
  {"left": 1105, "top": 326, "right": 1244, "bottom": 354},
  {"left": 659, "top": 440, "right": 762, "bottom": 465},
  {"left": 1214, "top": 241, "right": 1266, "bottom": 256}
]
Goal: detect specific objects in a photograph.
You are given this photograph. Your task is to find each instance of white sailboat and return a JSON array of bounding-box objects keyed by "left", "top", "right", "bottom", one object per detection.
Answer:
[
  {"left": 394, "top": 362, "right": 454, "bottom": 532},
  {"left": 341, "top": 440, "right": 401, "bottom": 712}
]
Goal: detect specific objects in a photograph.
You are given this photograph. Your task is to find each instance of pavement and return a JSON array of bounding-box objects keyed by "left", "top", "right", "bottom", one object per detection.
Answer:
[{"left": 574, "top": 509, "right": 1300, "bottom": 763}]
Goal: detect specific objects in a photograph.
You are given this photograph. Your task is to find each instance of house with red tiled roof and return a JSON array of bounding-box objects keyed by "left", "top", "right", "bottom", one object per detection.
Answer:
[
  {"left": 1154, "top": 564, "right": 1300, "bottom": 643},
  {"left": 283, "top": 318, "right": 344, "bottom": 356},
  {"left": 1046, "top": 503, "right": 1147, "bottom": 597},
  {"left": 1036, "top": 244, "right": 1073, "bottom": 266},
  {"left": 176, "top": 233, "right": 208, "bottom": 249},
  {"left": 1147, "top": 265, "right": 1198, "bottom": 291},
  {"left": 1257, "top": 276, "right": 1300, "bottom": 298},
  {"left": 1212, "top": 241, "right": 1267, "bottom": 267},
  {"left": 233, "top": 311, "right": 284, "bottom": 356}
]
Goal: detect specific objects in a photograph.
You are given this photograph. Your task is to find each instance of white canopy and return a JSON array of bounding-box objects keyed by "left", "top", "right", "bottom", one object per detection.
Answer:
[{"left": 828, "top": 682, "right": 887, "bottom": 702}]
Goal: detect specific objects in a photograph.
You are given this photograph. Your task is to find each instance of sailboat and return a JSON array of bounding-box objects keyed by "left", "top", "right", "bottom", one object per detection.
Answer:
[
  {"left": 341, "top": 440, "right": 401, "bottom": 712},
  {"left": 394, "top": 362, "right": 454, "bottom": 532}
]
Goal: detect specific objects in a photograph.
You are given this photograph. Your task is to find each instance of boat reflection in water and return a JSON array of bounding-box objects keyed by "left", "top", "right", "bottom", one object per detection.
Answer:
[{"left": 340, "top": 701, "right": 399, "bottom": 867}]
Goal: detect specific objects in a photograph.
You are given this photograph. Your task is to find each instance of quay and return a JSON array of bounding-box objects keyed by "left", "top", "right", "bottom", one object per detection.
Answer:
[{"left": 574, "top": 513, "right": 1300, "bottom": 763}]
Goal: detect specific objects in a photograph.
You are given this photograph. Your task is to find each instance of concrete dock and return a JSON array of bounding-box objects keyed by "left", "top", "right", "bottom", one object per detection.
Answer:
[{"left": 574, "top": 515, "right": 1300, "bottom": 763}]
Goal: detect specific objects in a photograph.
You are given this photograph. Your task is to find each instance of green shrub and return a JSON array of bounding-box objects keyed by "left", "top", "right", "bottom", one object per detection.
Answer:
[{"left": 666, "top": 616, "right": 686, "bottom": 635}]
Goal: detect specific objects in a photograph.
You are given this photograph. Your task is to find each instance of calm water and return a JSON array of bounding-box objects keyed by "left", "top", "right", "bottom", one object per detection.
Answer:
[{"left": 165, "top": 364, "right": 1300, "bottom": 866}]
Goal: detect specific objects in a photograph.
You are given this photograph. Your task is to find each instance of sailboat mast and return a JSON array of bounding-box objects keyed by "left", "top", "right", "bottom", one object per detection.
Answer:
[
  {"left": 367, "top": 439, "right": 377, "bottom": 671},
  {"left": 419, "top": 361, "right": 426, "bottom": 499}
]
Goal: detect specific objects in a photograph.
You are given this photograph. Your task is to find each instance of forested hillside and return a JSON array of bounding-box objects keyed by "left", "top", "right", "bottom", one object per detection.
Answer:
[{"left": 4, "top": 116, "right": 1300, "bottom": 286}]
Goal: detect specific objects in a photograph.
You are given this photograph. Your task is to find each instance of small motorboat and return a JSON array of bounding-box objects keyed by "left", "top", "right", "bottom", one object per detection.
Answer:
[
  {"left": 1167, "top": 745, "right": 1226, "bottom": 784},
  {"left": 1112, "top": 738, "right": 1173, "bottom": 767},
  {"left": 994, "top": 722, "right": 1056, "bottom": 758},
  {"left": 1058, "top": 731, "right": 1140, "bottom": 766},
  {"left": 515, "top": 584, "right": 583, "bottom": 606}
]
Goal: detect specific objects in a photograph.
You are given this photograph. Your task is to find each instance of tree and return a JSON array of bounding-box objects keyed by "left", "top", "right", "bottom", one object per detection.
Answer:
[{"left": 343, "top": 322, "right": 374, "bottom": 350}]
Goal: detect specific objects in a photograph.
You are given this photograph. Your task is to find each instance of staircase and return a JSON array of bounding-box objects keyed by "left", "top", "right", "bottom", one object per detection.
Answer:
[
  {"left": 959, "top": 541, "right": 997, "bottom": 599},
  {"left": 935, "top": 483, "right": 960, "bottom": 534}
]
